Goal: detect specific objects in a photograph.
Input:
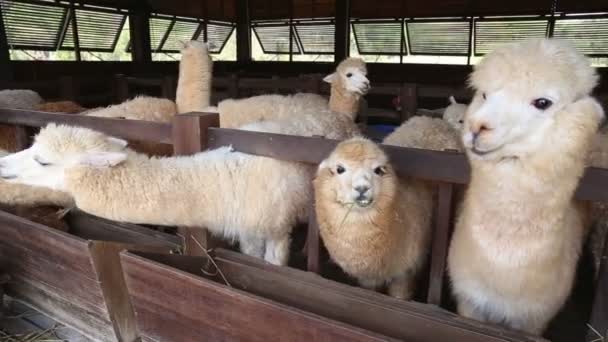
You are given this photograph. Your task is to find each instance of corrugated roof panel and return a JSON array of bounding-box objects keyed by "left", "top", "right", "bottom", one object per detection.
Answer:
[
  {"left": 474, "top": 19, "right": 548, "bottom": 55},
  {"left": 62, "top": 8, "right": 125, "bottom": 52},
  {"left": 407, "top": 20, "right": 471, "bottom": 56},
  {"left": 253, "top": 24, "right": 300, "bottom": 54},
  {"left": 161, "top": 19, "right": 199, "bottom": 51},
  {"left": 203, "top": 22, "right": 234, "bottom": 53},
  {"left": 352, "top": 21, "right": 403, "bottom": 55},
  {"left": 553, "top": 17, "right": 608, "bottom": 56},
  {"left": 1, "top": 0, "right": 66, "bottom": 49},
  {"left": 295, "top": 22, "right": 334, "bottom": 54}
]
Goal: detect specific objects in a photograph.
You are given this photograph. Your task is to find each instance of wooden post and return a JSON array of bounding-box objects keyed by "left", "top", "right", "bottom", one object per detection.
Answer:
[
  {"left": 0, "top": 3, "right": 12, "bottom": 81},
  {"left": 401, "top": 83, "right": 418, "bottom": 122},
  {"left": 426, "top": 182, "right": 455, "bottom": 306},
  {"left": 588, "top": 232, "right": 608, "bottom": 341},
  {"left": 236, "top": 0, "right": 251, "bottom": 64},
  {"left": 229, "top": 74, "right": 239, "bottom": 98},
  {"left": 14, "top": 125, "right": 30, "bottom": 151},
  {"left": 59, "top": 76, "right": 77, "bottom": 101},
  {"left": 172, "top": 113, "right": 220, "bottom": 256},
  {"left": 162, "top": 76, "right": 176, "bottom": 101},
  {"left": 306, "top": 198, "right": 320, "bottom": 273},
  {"left": 334, "top": 0, "right": 350, "bottom": 63},
  {"left": 115, "top": 74, "right": 129, "bottom": 102},
  {"left": 129, "top": 4, "right": 152, "bottom": 63}
]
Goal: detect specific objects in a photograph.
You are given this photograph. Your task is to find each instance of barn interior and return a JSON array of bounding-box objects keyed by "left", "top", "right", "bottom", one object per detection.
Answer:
[{"left": 0, "top": 0, "right": 608, "bottom": 341}]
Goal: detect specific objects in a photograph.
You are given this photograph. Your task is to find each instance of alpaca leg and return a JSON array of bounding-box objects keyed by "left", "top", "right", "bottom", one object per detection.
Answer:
[
  {"left": 388, "top": 274, "right": 414, "bottom": 300},
  {"left": 239, "top": 235, "right": 265, "bottom": 259},
  {"left": 264, "top": 235, "right": 290, "bottom": 266},
  {"left": 358, "top": 278, "right": 381, "bottom": 291}
]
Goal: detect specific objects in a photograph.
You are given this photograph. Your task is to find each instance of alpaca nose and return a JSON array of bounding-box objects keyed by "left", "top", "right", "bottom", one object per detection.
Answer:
[
  {"left": 355, "top": 185, "right": 369, "bottom": 195},
  {"left": 471, "top": 122, "right": 492, "bottom": 142}
]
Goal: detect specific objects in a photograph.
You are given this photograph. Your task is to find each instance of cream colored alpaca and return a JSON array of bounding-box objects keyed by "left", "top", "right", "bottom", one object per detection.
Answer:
[
  {"left": 384, "top": 116, "right": 462, "bottom": 152},
  {"left": 83, "top": 96, "right": 176, "bottom": 122},
  {"left": 314, "top": 138, "right": 432, "bottom": 299},
  {"left": 443, "top": 96, "right": 467, "bottom": 131},
  {"left": 0, "top": 124, "right": 313, "bottom": 265},
  {"left": 176, "top": 40, "right": 212, "bottom": 113},
  {"left": 448, "top": 38, "right": 603, "bottom": 335},
  {"left": 176, "top": 40, "right": 369, "bottom": 129}
]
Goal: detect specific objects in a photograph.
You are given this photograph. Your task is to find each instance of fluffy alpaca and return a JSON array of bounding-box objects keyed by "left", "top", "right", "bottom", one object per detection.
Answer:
[
  {"left": 35, "top": 101, "right": 87, "bottom": 114},
  {"left": 0, "top": 124, "right": 314, "bottom": 266},
  {"left": 442, "top": 96, "right": 467, "bottom": 131},
  {"left": 314, "top": 138, "right": 432, "bottom": 299},
  {"left": 447, "top": 38, "right": 603, "bottom": 335},
  {"left": 84, "top": 96, "right": 177, "bottom": 122},
  {"left": 176, "top": 40, "right": 213, "bottom": 113},
  {"left": 177, "top": 42, "right": 369, "bottom": 128},
  {"left": 0, "top": 89, "right": 44, "bottom": 152},
  {"left": 0, "top": 89, "right": 43, "bottom": 109},
  {"left": 383, "top": 116, "right": 462, "bottom": 152}
]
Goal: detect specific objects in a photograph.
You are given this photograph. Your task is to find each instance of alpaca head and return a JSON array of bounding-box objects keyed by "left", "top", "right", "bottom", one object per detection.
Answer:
[
  {"left": 180, "top": 40, "right": 212, "bottom": 63},
  {"left": 443, "top": 96, "right": 467, "bottom": 131},
  {"left": 0, "top": 124, "right": 128, "bottom": 191},
  {"left": 323, "top": 58, "right": 370, "bottom": 96},
  {"left": 315, "top": 138, "right": 397, "bottom": 210},
  {"left": 464, "top": 38, "right": 598, "bottom": 160}
]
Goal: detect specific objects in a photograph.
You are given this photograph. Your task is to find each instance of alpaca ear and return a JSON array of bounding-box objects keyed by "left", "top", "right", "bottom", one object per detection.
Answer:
[
  {"left": 323, "top": 73, "right": 337, "bottom": 84},
  {"left": 449, "top": 96, "right": 457, "bottom": 105},
  {"left": 78, "top": 152, "right": 127, "bottom": 168},
  {"left": 107, "top": 137, "right": 128, "bottom": 149}
]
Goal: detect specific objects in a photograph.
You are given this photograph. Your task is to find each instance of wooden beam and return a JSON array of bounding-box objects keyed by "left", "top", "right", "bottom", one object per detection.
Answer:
[
  {"left": 129, "top": 4, "right": 152, "bottom": 62},
  {"left": 70, "top": 7, "right": 81, "bottom": 61},
  {"left": 236, "top": 0, "right": 252, "bottom": 64},
  {"left": 334, "top": 0, "right": 350, "bottom": 63},
  {"left": 0, "top": 4, "right": 12, "bottom": 81}
]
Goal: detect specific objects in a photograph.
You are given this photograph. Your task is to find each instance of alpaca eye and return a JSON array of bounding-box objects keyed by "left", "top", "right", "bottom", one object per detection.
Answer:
[
  {"left": 346, "top": 73, "right": 353, "bottom": 78},
  {"left": 336, "top": 165, "right": 345, "bottom": 174},
  {"left": 482, "top": 93, "right": 487, "bottom": 100},
  {"left": 458, "top": 120, "right": 464, "bottom": 124},
  {"left": 531, "top": 98, "right": 552, "bottom": 110},
  {"left": 374, "top": 166, "right": 386, "bottom": 176},
  {"left": 34, "top": 157, "right": 51, "bottom": 167}
]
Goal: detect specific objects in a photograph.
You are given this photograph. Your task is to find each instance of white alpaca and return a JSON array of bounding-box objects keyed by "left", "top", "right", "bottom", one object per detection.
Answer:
[
  {"left": 0, "top": 124, "right": 314, "bottom": 266},
  {"left": 447, "top": 38, "right": 603, "bottom": 335},
  {"left": 176, "top": 40, "right": 369, "bottom": 129},
  {"left": 383, "top": 116, "right": 462, "bottom": 152},
  {"left": 314, "top": 138, "right": 432, "bottom": 299},
  {"left": 83, "top": 96, "right": 177, "bottom": 122},
  {"left": 442, "top": 96, "right": 467, "bottom": 131},
  {"left": 0, "top": 89, "right": 43, "bottom": 109}
]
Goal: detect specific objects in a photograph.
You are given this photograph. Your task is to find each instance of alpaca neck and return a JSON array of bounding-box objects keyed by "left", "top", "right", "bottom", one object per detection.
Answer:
[{"left": 329, "top": 83, "right": 360, "bottom": 121}]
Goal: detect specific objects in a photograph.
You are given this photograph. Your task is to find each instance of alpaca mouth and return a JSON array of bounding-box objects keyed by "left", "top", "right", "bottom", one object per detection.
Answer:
[
  {"left": 470, "top": 145, "right": 502, "bottom": 156},
  {"left": 355, "top": 197, "right": 373, "bottom": 207}
]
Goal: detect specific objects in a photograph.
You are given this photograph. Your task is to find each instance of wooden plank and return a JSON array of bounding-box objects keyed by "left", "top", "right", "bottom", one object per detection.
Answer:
[
  {"left": 588, "top": 231, "right": 608, "bottom": 342},
  {"left": 401, "top": 83, "right": 417, "bottom": 122},
  {"left": 0, "top": 109, "right": 173, "bottom": 144},
  {"left": 172, "top": 112, "right": 220, "bottom": 255},
  {"left": 89, "top": 242, "right": 174, "bottom": 342},
  {"left": 121, "top": 251, "right": 395, "bottom": 342},
  {"left": 427, "top": 182, "right": 455, "bottom": 306},
  {"left": 13, "top": 125, "right": 30, "bottom": 151},
  {"left": 306, "top": 199, "right": 320, "bottom": 273},
  {"left": 7, "top": 278, "right": 115, "bottom": 342},
  {"left": 129, "top": 250, "right": 545, "bottom": 342}
]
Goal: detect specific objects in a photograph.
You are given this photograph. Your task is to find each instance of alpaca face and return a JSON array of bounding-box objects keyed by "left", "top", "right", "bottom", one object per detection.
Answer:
[
  {"left": 463, "top": 38, "right": 598, "bottom": 161},
  {"left": 443, "top": 96, "right": 467, "bottom": 131},
  {"left": 0, "top": 124, "right": 128, "bottom": 191},
  {"left": 324, "top": 66, "right": 370, "bottom": 96},
  {"left": 317, "top": 139, "right": 395, "bottom": 209}
]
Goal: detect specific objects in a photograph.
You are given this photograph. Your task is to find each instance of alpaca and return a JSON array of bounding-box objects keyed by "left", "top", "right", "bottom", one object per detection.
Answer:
[
  {"left": 35, "top": 101, "right": 87, "bottom": 114},
  {"left": 84, "top": 96, "right": 176, "bottom": 122},
  {"left": 447, "top": 38, "right": 603, "bottom": 335},
  {"left": 383, "top": 116, "right": 462, "bottom": 152},
  {"left": 176, "top": 41, "right": 369, "bottom": 129},
  {"left": 0, "top": 89, "right": 44, "bottom": 152},
  {"left": 0, "top": 124, "right": 314, "bottom": 266},
  {"left": 442, "top": 96, "right": 467, "bottom": 131},
  {"left": 176, "top": 40, "right": 213, "bottom": 113},
  {"left": 314, "top": 138, "right": 432, "bottom": 299}
]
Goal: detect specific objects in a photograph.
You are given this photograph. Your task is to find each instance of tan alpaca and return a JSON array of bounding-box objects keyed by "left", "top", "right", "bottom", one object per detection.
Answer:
[
  {"left": 448, "top": 38, "right": 603, "bottom": 335},
  {"left": 175, "top": 40, "right": 213, "bottom": 113},
  {"left": 314, "top": 138, "right": 432, "bottom": 299}
]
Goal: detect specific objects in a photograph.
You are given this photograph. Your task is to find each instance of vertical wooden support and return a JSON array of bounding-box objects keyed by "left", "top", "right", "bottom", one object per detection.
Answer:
[
  {"left": 115, "top": 74, "right": 129, "bottom": 102},
  {"left": 306, "top": 198, "right": 320, "bottom": 273},
  {"left": 334, "top": 0, "right": 350, "bottom": 63},
  {"left": 229, "top": 74, "right": 239, "bottom": 98},
  {"left": 0, "top": 3, "right": 12, "bottom": 81},
  {"left": 236, "top": 0, "right": 251, "bottom": 64},
  {"left": 172, "top": 113, "right": 220, "bottom": 256},
  {"left": 13, "top": 125, "right": 30, "bottom": 151},
  {"left": 70, "top": 6, "right": 81, "bottom": 61},
  {"left": 427, "top": 182, "right": 455, "bottom": 306},
  {"left": 59, "top": 76, "right": 77, "bottom": 101},
  {"left": 400, "top": 83, "right": 418, "bottom": 122},
  {"left": 588, "top": 233, "right": 608, "bottom": 341},
  {"left": 162, "top": 76, "right": 176, "bottom": 101},
  {"left": 129, "top": 5, "right": 152, "bottom": 63}
]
